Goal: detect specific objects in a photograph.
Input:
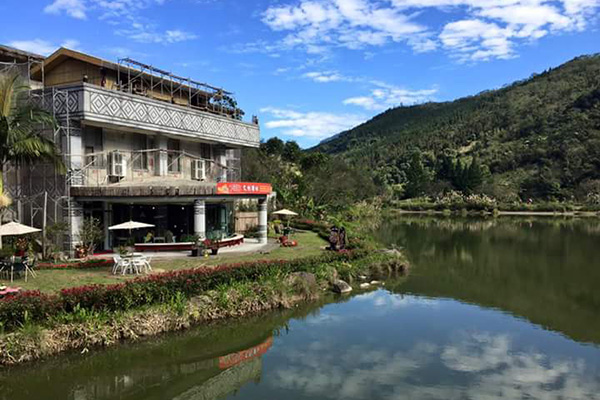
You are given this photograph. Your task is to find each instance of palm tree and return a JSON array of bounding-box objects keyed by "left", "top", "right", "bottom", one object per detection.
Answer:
[{"left": 0, "top": 68, "right": 65, "bottom": 207}]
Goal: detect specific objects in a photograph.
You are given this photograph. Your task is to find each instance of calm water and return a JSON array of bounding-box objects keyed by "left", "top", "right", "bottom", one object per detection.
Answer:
[{"left": 2, "top": 217, "right": 600, "bottom": 399}]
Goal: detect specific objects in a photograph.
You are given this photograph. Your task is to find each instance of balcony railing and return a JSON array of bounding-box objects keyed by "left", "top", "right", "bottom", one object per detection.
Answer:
[
  {"left": 32, "top": 83, "right": 261, "bottom": 148},
  {"left": 69, "top": 149, "right": 239, "bottom": 187}
]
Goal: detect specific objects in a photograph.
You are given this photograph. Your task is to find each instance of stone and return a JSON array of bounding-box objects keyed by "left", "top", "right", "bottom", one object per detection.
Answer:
[
  {"left": 370, "top": 280, "right": 382, "bottom": 285},
  {"left": 358, "top": 275, "right": 368, "bottom": 280},
  {"left": 332, "top": 279, "right": 352, "bottom": 294},
  {"left": 359, "top": 283, "right": 370, "bottom": 289},
  {"left": 287, "top": 272, "right": 317, "bottom": 287}
]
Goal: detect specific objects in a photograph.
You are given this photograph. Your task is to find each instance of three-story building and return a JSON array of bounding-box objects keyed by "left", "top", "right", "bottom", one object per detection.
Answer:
[{"left": 4, "top": 47, "right": 271, "bottom": 251}]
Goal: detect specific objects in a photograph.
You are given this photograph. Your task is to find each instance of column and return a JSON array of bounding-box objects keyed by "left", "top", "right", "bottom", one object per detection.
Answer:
[
  {"left": 194, "top": 199, "right": 206, "bottom": 239},
  {"left": 103, "top": 202, "right": 112, "bottom": 250},
  {"left": 156, "top": 135, "right": 168, "bottom": 176},
  {"left": 69, "top": 127, "right": 84, "bottom": 185},
  {"left": 258, "top": 198, "right": 268, "bottom": 244},
  {"left": 218, "top": 147, "right": 227, "bottom": 182},
  {"left": 68, "top": 200, "right": 84, "bottom": 254}
]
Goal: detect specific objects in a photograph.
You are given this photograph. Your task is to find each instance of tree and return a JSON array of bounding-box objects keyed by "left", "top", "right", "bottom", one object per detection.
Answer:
[
  {"left": 0, "top": 69, "right": 64, "bottom": 207},
  {"left": 405, "top": 151, "right": 430, "bottom": 198},
  {"left": 79, "top": 217, "right": 103, "bottom": 256},
  {"left": 283, "top": 140, "right": 302, "bottom": 163},
  {"left": 300, "top": 152, "right": 330, "bottom": 171},
  {"left": 465, "top": 157, "right": 484, "bottom": 193},
  {"left": 262, "top": 137, "right": 285, "bottom": 156}
]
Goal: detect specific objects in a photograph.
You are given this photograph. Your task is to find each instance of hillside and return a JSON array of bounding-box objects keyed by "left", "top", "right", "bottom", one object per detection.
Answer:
[{"left": 314, "top": 54, "right": 600, "bottom": 202}]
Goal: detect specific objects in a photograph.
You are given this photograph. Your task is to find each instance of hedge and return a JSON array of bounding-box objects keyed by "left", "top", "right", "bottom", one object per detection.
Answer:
[
  {"left": 36, "top": 259, "right": 113, "bottom": 271},
  {"left": 0, "top": 251, "right": 364, "bottom": 331}
]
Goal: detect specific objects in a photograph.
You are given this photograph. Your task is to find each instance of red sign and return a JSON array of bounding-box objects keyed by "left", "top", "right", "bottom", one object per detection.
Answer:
[{"left": 217, "top": 182, "right": 272, "bottom": 195}]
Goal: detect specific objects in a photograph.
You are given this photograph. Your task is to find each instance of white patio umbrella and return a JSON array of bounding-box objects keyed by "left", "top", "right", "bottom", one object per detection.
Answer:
[
  {"left": 0, "top": 221, "right": 41, "bottom": 236},
  {"left": 108, "top": 221, "right": 155, "bottom": 231},
  {"left": 0, "top": 221, "right": 41, "bottom": 249},
  {"left": 109, "top": 220, "right": 155, "bottom": 247},
  {"left": 272, "top": 209, "right": 299, "bottom": 227},
  {"left": 272, "top": 209, "right": 299, "bottom": 217}
]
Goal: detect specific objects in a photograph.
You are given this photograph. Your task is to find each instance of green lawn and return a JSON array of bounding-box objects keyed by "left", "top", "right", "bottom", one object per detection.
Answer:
[{"left": 0, "top": 230, "right": 327, "bottom": 293}]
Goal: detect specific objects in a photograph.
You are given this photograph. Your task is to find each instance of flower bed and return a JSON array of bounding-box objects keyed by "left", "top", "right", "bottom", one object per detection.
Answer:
[
  {"left": 0, "top": 251, "right": 365, "bottom": 331},
  {"left": 36, "top": 259, "right": 113, "bottom": 270}
]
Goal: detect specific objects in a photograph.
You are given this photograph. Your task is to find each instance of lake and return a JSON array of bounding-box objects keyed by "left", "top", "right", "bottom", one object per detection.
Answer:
[{"left": 2, "top": 216, "right": 600, "bottom": 399}]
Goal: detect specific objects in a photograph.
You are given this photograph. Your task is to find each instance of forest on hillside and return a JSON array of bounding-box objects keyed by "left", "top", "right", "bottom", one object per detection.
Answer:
[{"left": 313, "top": 54, "right": 600, "bottom": 204}]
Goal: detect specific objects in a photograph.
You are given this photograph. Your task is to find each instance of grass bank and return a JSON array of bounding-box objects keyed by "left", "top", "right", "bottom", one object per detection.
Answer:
[
  {"left": 1, "top": 231, "right": 324, "bottom": 293},
  {"left": 0, "top": 224, "right": 409, "bottom": 365}
]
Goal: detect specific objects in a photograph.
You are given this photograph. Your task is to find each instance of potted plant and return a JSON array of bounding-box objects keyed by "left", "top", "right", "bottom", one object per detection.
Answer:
[
  {"left": 202, "top": 238, "right": 221, "bottom": 255},
  {"left": 14, "top": 237, "right": 28, "bottom": 257},
  {"left": 189, "top": 235, "right": 201, "bottom": 257}
]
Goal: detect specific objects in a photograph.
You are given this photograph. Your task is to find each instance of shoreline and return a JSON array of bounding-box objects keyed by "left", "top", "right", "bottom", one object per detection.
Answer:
[
  {"left": 388, "top": 209, "right": 600, "bottom": 217},
  {"left": 0, "top": 251, "right": 408, "bottom": 366}
]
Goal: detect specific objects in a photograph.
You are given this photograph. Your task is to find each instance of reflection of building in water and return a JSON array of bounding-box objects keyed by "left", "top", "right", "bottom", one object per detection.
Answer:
[
  {"left": 219, "top": 336, "right": 273, "bottom": 370},
  {"left": 172, "top": 336, "right": 273, "bottom": 400},
  {"left": 66, "top": 336, "right": 273, "bottom": 400},
  {"left": 173, "top": 357, "right": 262, "bottom": 400}
]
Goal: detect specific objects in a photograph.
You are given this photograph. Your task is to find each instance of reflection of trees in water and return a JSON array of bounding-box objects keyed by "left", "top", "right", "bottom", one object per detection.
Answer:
[{"left": 376, "top": 217, "right": 600, "bottom": 345}]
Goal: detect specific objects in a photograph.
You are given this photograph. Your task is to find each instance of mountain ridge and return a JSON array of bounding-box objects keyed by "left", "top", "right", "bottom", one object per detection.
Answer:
[{"left": 312, "top": 54, "right": 600, "bottom": 201}]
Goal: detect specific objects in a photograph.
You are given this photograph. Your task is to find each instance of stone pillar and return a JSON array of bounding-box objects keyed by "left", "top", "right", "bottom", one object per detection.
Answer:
[
  {"left": 68, "top": 200, "right": 84, "bottom": 254},
  {"left": 218, "top": 147, "right": 227, "bottom": 182},
  {"left": 69, "top": 127, "right": 84, "bottom": 185},
  {"left": 103, "top": 202, "right": 112, "bottom": 250},
  {"left": 194, "top": 199, "right": 206, "bottom": 239},
  {"left": 258, "top": 198, "right": 268, "bottom": 244},
  {"left": 156, "top": 135, "right": 168, "bottom": 176}
]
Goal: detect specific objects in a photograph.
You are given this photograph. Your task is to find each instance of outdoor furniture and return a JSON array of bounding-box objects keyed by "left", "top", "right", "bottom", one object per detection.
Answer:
[
  {"left": 0, "top": 261, "right": 10, "bottom": 280},
  {"left": 113, "top": 253, "right": 151, "bottom": 275},
  {"left": 0, "top": 258, "right": 37, "bottom": 283},
  {"left": 112, "top": 254, "right": 132, "bottom": 275},
  {"left": 130, "top": 253, "right": 152, "bottom": 274}
]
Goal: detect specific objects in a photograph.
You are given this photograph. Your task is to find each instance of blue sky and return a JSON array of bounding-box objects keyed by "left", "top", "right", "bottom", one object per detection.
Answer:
[{"left": 1, "top": 0, "right": 599, "bottom": 148}]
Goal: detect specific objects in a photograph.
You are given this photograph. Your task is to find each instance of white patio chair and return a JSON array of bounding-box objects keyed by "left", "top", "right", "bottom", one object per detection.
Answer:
[
  {"left": 113, "top": 255, "right": 133, "bottom": 275},
  {"left": 131, "top": 255, "right": 151, "bottom": 274}
]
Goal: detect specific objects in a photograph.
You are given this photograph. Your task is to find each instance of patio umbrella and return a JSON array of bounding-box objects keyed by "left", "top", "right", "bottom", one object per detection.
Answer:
[
  {"left": 108, "top": 221, "right": 155, "bottom": 231},
  {"left": 0, "top": 222, "right": 41, "bottom": 236},
  {"left": 0, "top": 221, "right": 41, "bottom": 250},
  {"left": 272, "top": 209, "right": 298, "bottom": 227},
  {"left": 109, "top": 220, "right": 155, "bottom": 244},
  {"left": 272, "top": 209, "right": 298, "bottom": 217}
]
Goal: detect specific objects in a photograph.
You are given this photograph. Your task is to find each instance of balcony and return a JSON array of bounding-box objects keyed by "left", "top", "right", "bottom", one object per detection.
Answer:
[
  {"left": 36, "top": 83, "right": 260, "bottom": 148},
  {"left": 70, "top": 148, "right": 236, "bottom": 186}
]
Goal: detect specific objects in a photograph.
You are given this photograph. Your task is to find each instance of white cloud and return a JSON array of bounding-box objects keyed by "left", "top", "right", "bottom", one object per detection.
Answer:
[
  {"left": 116, "top": 23, "right": 197, "bottom": 43},
  {"left": 302, "top": 71, "right": 350, "bottom": 82},
  {"left": 43, "top": 1, "right": 198, "bottom": 46},
  {"left": 262, "top": 0, "right": 427, "bottom": 53},
  {"left": 260, "top": 107, "right": 366, "bottom": 139},
  {"left": 344, "top": 80, "right": 438, "bottom": 110},
  {"left": 440, "top": 19, "right": 515, "bottom": 62},
  {"left": 257, "top": 0, "right": 600, "bottom": 62},
  {"left": 44, "top": 0, "right": 87, "bottom": 19},
  {"left": 8, "top": 39, "right": 80, "bottom": 56}
]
